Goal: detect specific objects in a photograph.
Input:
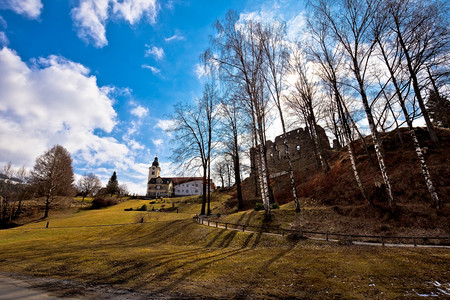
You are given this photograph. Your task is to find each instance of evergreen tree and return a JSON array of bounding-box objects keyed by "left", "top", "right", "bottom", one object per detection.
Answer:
[
  {"left": 106, "top": 171, "right": 119, "bottom": 196},
  {"left": 427, "top": 91, "right": 450, "bottom": 128}
]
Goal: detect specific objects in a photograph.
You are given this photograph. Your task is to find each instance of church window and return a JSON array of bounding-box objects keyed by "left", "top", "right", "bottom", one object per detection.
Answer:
[
  {"left": 157, "top": 185, "right": 161, "bottom": 190},
  {"left": 195, "top": 190, "right": 198, "bottom": 193},
  {"left": 152, "top": 171, "right": 155, "bottom": 175}
]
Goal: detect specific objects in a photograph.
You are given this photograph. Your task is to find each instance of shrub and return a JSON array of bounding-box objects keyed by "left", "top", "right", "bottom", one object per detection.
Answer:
[
  {"left": 138, "top": 204, "right": 148, "bottom": 211},
  {"left": 91, "top": 198, "right": 118, "bottom": 209},
  {"left": 91, "top": 198, "right": 107, "bottom": 209},
  {"left": 270, "top": 202, "right": 280, "bottom": 209},
  {"left": 254, "top": 203, "right": 265, "bottom": 211}
]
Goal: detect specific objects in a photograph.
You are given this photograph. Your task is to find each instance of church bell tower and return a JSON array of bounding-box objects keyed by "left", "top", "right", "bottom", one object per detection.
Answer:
[{"left": 148, "top": 156, "right": 161, "bottom": 181}]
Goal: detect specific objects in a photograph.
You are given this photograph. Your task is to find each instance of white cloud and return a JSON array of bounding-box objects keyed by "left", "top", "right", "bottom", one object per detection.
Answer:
[
  {"left": 165, "top": 34, "right": 184, "bottom": 42},
  {"left": 0, "top": 32, "right": 8, "bottom": 46},
  {"left": 71, "top": 0, "right": 110, "bottom": 48},
  {"left": 194, "top": 63, "right": 208, "bottom": 79},
  {"left": 144, "top": 45, "right": 164, "bottom": 60},
  {"left": 154, "top": 119, "right": 175, "bottom": 132},
  {"left": 112, "top": 0, "right": 158, "bottom": 25},
  {"left": 152, "top": 139, "right": 163, "bottom": 146},
  {"left": 0, "top": 47, "right": 124, "bottom": 168},
  {"left": 0, "top": 0, "right": 43, "bottom": 19},
  {"left": 129, "top": 139, "right": 145, "bottom": 150},
  {"left": 286, "top": 12, "right": 306, "bottom": 41},
  {"left": 141, "top": 64, "right": 160, "bottom": 74},
  {"left": 131, "top": 104, "right": 148, "bottom": 118},
  {"left": 71, "top": 0, "right": 159, "bottom": 48}
]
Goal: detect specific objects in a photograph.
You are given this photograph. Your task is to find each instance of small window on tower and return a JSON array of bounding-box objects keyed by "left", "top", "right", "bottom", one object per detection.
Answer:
[{"left": 152, "top": 172, "right": 155, "bottom": 175}]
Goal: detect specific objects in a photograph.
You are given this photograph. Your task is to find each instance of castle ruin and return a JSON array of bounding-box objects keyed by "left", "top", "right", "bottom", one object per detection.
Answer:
[{"left": 250, "top": 126, "right": 331, "bottom": 175}]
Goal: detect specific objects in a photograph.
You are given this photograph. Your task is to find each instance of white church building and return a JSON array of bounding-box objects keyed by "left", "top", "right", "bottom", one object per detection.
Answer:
[{"left": 146, "top": 157, "right": 215, "bottom": 198}]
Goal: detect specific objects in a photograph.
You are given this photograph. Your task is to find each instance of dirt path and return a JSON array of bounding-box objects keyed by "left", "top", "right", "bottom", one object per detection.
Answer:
[
  {"left": 0, "top": 275, "right": 70, "bottom": 300},
  {"left": 0, "top": 274, "right": 177, "bottom": 299}
]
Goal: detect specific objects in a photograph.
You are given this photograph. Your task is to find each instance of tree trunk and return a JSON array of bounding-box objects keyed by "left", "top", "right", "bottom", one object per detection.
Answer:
[
  {"left": 378, "top": 37, "right": 440, "bottom": 209},
  {"left": 355, "top": 68, "right": 395, "bottom": 207},
  {"left": 277, "top": 109, "right": 300, "bottom": 212},
  {"left": 395, "top": 19, "right": 439, "bottom": 145},
  {"left": 335, "top": 88, "right": 370, "bottom": 205},
  {"left": 234, "top": 135, "right": 244, "bottom": 210},
  {"left": 44, "top": 194, "right": 50, "bottom": 219},
  {"left": 200, "top": 166, "right": 207, "bottom": 215}
]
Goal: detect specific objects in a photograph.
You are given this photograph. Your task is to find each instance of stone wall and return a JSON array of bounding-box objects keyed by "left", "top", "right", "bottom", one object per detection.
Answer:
[{"left": 250, "top": 126, "right": 330, "bottom": 175}]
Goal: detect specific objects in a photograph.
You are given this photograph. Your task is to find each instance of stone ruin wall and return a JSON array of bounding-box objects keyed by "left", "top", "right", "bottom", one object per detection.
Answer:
[{"left": 250, "top": 126, "right": 331, "bottom": 175}]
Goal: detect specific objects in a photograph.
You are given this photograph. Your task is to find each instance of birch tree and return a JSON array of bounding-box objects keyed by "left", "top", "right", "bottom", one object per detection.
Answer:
[
  {"left": 384, "top": 0, "right": 449, "bottom": 145},
  {"left": 209, "top": 11, "right": 272, "bottom": 218},
  {"left": 306, "top": 17, "right": 370, "bottom": 205},
  {"left": 374, "top": 3, "right": 441, "bottom": 209},
  {"left": 260, "top": 21, "right": 301, "bottom": 212},
  {"left": 312, "top": 0, "right": 396, "bottom": 207},
  {"left": 287, "top": 48, "right": 330, "bottom": 173}
]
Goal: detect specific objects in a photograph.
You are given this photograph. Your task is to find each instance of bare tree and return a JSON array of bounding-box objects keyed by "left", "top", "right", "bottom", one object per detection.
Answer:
[
  {"left": 305, "top": 16, "right": 370, "bottom": 204},
  {"left": 287, "top": 48, "right": 330, "bottom": 173},
  {"left": 260, "top": 20, "right": 301, "bottom": 212},
  {"left": 119, "top": 184, "right": 129, "bottom": 199},
  {"left": 170, "top": 82, "right": 217, "bottom": 215},
  {"left": 209, "top": 11, "right": 272, "bottom": 218},
  {"left": 218, "top": 94, "right": 245, "bottom": 209},
  {"left": 312, "top": 0, "right": 396, "bottom": 207},
  {"left": 31, "top": 145, "right": 74, "bottom": 218},
  {"left": 374, "top": 5, "right": 441, "bottom": 208},
  {"left": 384, "top": 0, "right": 449, "bottom": 145},
  {"left": 77, "top": 173, "right": 102, "bottom": 203}
]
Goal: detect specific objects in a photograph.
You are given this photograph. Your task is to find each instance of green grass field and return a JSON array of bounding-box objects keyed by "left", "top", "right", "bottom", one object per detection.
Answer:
[{"left": 0, "top": 197, "right": 449, "bottom": 299}]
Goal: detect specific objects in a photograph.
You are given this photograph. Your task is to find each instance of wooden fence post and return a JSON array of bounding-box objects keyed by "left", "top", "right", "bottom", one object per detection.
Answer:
[
  {"left": 46, "top": 221, "right": 49, "bottom": 228},
  {"left": 242, "top": 225, "right": 245, "bottom": 232},
  {"left": 225, "top": 223, "right": 228, "bottom": 229}
]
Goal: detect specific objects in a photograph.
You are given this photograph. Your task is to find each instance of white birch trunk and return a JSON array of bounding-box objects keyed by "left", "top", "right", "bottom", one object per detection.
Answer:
[
  {"left": 344, "top": 136, "right": 368, "bottom": 203},
  {"left": 409, "top": 129, "right": 440, "bottom": 208},
  {"left": 257, "top": 143, "right": 271, "bottom": 215},
  {"left": 369, "top": 125, "right": 395, "bottom": 207}
]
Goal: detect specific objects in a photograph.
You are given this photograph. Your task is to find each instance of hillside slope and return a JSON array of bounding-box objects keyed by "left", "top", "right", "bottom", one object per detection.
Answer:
[{"left": 235, "top": 127, "right": 450, "bottom": 235}]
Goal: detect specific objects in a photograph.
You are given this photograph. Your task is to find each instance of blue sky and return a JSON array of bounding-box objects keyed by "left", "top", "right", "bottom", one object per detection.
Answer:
[{"left": 0, "top": 0, "right": 306, "bottom": 194}]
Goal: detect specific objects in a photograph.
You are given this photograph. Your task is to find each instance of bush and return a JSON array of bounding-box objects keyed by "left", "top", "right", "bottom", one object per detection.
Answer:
[
  {"left": 270, "top": 202, "right": 280, "bottom": 209},
  {"left": 138, "top": 204, "right": 148, "bottom": 211},
  {"left": 254, "top": 203, "right": 265, "bottom": 211},
  {"left": 91, "top": 198, "right": 107, "bottom": 209},
  {"left": 91, "top": 198, "right": 118, "bottom": 209}
]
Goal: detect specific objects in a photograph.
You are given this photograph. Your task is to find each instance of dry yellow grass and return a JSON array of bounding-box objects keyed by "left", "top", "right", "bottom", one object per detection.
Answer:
[{"left": 0, "top": 197, "right": 449, "bottom": 298}]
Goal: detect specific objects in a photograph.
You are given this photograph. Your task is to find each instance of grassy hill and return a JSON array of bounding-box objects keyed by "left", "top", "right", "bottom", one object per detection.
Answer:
[{"left": 0, "top": 197, "right": 449, "bottom": 299}]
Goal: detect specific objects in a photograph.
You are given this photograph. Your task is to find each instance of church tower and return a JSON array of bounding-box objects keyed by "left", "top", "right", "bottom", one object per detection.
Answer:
[{"left": 148, "top": 156, "right": 161, "bottom": 181}]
